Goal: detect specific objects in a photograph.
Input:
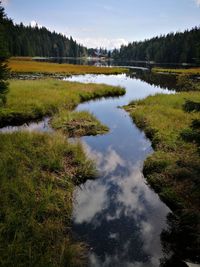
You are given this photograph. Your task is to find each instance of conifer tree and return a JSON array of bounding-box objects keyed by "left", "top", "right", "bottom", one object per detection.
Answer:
[{"left": 0, "top": 1, "right": 9, "bottom": 106}]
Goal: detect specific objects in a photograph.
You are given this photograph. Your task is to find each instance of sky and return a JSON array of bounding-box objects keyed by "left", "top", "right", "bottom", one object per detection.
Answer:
[{"left": 2, "top": 0, "right": 200, "bottom": 49}]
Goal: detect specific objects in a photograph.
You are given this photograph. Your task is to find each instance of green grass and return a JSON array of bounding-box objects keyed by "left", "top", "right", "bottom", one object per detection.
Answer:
[
  {"left": 125, "top": 92, "right": 200, "bottom": 211},
  {"left": 153, "top": 67, "right": 200, "bottom": 75},
  {"left": 9, "top": 58, "right": 128, "bottom": 75},
  {"left": 51, "top": 110, "right": 109, "bottom": 137},
  {"left": 0, "top": 131, "right": 96, "bottom": 267},
  {"left": 125, "top": 92, "right": 200, "bottom": 260},
  {"left": 0, "top": 79, "right": 125, "bottom": 127}
]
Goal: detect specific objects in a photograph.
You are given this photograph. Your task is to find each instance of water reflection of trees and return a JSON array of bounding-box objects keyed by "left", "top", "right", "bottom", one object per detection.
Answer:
[{"left": 128, "top": 70, "right": 177, "bottom": 91}]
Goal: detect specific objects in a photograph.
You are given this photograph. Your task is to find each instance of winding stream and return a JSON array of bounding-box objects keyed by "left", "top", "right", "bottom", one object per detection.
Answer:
[
  {"left": 1, "top": 72, "right": 176, "bottom": 266},
  {"left": 64, "top": 74, "right": 173, "bottom": 267}
]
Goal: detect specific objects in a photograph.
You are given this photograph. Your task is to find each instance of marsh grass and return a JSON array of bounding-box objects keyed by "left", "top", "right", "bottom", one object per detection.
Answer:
[
  {"left": 125, "top": 92, "right": 200, "bottom": 260},
  {"left": 125, "top": 92, "right": 200, "bottom": 211},
  {"left": 0, "top": 131, "right": 96, "bottom": 266},
  {"left": 52, "top": 110, "right": 109, "bottom": 137},
  {"left": 0, "top": 79, "right": 125, "bottom": 127},
  {"left": 9, "top": 58, "right": 127, "bottom": 75}
]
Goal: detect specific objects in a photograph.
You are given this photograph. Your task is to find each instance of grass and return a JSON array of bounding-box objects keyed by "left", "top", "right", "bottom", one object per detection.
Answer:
[
  {"left": 0, "top": 79, "right": 125, "bottom": 127},
  {"left": 152, "top": 67, "right": 200, "bottom": 75},
  {"left": 125, "top": 92, "right": 200, "bottom": 261},
  {"left": 124, "top": 92, "right": 200, "bottom": 211},
  {"left": 8, "top": 58, "right": 128, "bottom": 75},
  {"left": 51, "top": 110, "right": 109, "bottom": 137},
  {"left": 0, "top": 131, "right": 96, "bottom": 267}
]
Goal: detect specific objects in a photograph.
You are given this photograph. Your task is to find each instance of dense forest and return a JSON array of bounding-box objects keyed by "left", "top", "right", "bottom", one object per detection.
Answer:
[
  {"left": 112, "top": 27, "right": 200, "bottom": 63},
  {"left": 3, "top": 16, "right": 87, "bottom": 57}
]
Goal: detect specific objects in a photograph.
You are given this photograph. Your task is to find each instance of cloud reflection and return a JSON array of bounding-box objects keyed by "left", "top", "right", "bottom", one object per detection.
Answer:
[
  {"left": 72, "top": 144, "right": 169, "bottom": 266},
  {"left": 83, "top": 142, "right": 126, "bottom": 175}
]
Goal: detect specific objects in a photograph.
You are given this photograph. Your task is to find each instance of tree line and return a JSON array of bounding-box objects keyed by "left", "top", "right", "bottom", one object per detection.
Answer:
[
  {"left": 112, "top": 27, "right": 200, "bottom": 63},
  {"left": 3, "top": 17, "right": 88, "bottom": 58}
]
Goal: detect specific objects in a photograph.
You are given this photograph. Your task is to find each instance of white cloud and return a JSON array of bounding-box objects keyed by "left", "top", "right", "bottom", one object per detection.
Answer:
[
  {"left": 73, "top": 180, "right": 108, "bottom": 224},
  {"left": 75, "top": 37, "right": 128, "bottom": 49},
  {"left": 1, "top": 0, "right": 9, "bottom": 6},
  {"left": 30, "top": 20, "right": 43, "bottom": 29},
  {"left": 194, "top": 0, "right": 200, "bottom": 6}
]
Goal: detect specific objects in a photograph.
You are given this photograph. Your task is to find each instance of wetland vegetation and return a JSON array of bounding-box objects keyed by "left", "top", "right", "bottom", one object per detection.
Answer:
[
  {"left": 124, "top": 91, "right": 200, "bottom": 263},
  {"left": 9, "top": 58, "right": 127, "bottom": 76},
  {"left": 0, "top": 131, "right": 95, "bottom": 267},
  {"left": 0, "top": 79, "right": 125, "bottom": 127}
]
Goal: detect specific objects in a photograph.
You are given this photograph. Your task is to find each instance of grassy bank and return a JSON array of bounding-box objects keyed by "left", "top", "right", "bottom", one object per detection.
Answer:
[
  {"left": 8, "top": 58, "right": 127, "bottom": 75},
  {"left": 124, "top": 92, "right": 200, "bottom": 260},
  {"left": 0, "top": 131, "right": 96, "bottom": 267},
  {"left": 51, "top": 110, "right": 109, "bottom": 137},
  {"left": 125, "top": 92, "right": 200, "bottom": 210},
  {"left": 0, "top": 79, "right": 125, "bottom": 127},
  {"left": 0, "top": 78, "right": 126, "bottom": 266},
  {"left": 152, "top": 67, "right": 200, "bottom": 75}
]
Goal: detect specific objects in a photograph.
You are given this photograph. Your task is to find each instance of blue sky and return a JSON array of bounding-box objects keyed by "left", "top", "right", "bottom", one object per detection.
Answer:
[{"left": 2, "top": 0, "right": 200, "bottom": 49}]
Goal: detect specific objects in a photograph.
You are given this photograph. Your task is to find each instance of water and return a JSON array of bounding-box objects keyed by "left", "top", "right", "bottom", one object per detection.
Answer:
[
  {"left": 0, "top": 117, "right": 52, "bottom": 133},
  {"left": 64, "top": 74, "right": 173, "bottom": 267},
  {"left": 34, "top": 57, "right": 200, "bottom": 68}
]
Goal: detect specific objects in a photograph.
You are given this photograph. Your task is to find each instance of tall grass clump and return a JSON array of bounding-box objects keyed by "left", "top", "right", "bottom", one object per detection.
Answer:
[
  {"left": 52, "top": 110, "right": 109, "bottom": 137},
  {"left": 0, "top": 131, "right": 96, "bottom": 266}
]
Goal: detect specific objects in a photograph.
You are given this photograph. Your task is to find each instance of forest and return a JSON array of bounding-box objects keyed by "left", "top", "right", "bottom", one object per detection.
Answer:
[
  {"left": 2, "top": 15, "right": 87, "bottom": 57},
  {"left": 112, "top": 27, "right": 200, "bottom": 63}
]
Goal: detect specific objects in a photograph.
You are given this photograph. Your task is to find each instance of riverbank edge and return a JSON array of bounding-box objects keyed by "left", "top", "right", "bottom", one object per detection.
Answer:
[
  {"left": 0, "top": 79, "right": 125, "bottom": 128},
  {"left": 152, "top": 67, "right": 200, "bottom": 76},
  {"left": 0, "top": 79, "right": 125, "bottom": 266},
  {"left": 0, "top": 130, "right": 97, "bottom": 266},
  {"left": 124, "top": 92, "right": 200, "bottom": 262}
]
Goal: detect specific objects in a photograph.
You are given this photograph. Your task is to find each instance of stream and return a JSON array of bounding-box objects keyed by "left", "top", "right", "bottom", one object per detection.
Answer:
[
  {"left": 64, "top": 73, "right": 173, "bottom": 267},
  {"left": 1, "top": 72, "right": 177, "bottom": 266}
]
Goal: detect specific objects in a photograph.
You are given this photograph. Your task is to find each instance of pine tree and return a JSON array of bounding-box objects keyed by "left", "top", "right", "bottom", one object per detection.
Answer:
[{"left": 0, "top": 1, "right": 9, "bottom": 106}]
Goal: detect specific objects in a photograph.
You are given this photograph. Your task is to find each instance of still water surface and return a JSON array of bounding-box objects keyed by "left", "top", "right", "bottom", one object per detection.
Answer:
[{"left": 64, "top": 74, "right": 173, "bottom": 267}]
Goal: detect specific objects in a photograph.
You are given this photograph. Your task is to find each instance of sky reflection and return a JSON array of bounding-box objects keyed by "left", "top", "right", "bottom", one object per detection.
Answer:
[
  {"left": 69, "top": 73, "right": 173, "bottom": 267},
  {"left": 73, "top": 144, "right": 169, "bottom": 267}
]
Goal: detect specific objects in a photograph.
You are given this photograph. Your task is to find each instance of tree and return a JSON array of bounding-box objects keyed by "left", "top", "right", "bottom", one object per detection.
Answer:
[{"left": 0, "top": 1, "right": 9, "bottom": 106}]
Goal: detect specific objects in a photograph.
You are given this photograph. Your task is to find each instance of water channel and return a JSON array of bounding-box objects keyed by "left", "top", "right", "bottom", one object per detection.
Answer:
[
  {"left": 1, "top": 71, "right": 183, "bottom": 266},
  {"left": 64, "top": 73, "right": 174, "bottom": 267}
]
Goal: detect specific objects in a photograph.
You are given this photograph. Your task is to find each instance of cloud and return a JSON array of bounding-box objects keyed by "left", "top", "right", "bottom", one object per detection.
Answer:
[
  {"left": 83, "top": 144, "right": 125, "bottom": 175},
  {"left": 30, "top": 20, "right": 43, "bottom": 29},
  {"left": 194, "top": 0, "right": 200, "bottom": 6},
  {"left": 73, "top": 180, "right": 108, "bottom": 224},
  {"left": 1, "top": 0, "right": 9, "bottom": 6},
  {"left": 75, "top": 37, "right": 128, "bottom": 49}
]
